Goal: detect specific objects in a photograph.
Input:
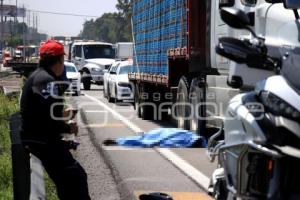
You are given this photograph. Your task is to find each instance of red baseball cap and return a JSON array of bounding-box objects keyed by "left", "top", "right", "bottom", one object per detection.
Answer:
[{"left": 39, "top": 40, "right": 65, "bottom": 58}]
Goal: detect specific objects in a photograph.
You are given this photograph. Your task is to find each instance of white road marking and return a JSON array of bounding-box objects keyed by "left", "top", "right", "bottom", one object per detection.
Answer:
[
  {"left": 84, "top": 94, "right": 210, "bottom": 190},
  {"left": 158, "top": 148, "right": 210, "bottom": 189},
  {"left": 85, "top": 95, "right": 143, "bottom": 132},
  {"left": 85, "top": 110, "right": 108, "bottom": 113},
  {"left": 209, "top": 115, "right": 226, "bottom": 120},
  {"left": 208, "top": 86, "right": 239, "bottom": 91},
  {"left": 103, "top": 146, "right": 154, "bottom": 152}
]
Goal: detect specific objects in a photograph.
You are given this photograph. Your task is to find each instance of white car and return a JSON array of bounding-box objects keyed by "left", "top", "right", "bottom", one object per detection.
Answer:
[
  {"left": 107, "top": 60, "right": 133, "bottom": 102},
  {"left": 65, "top": 61, "right": 81, "bottom": 96},
  {"left": 103, "top": 61, "right": 120, "bottom": 99}
]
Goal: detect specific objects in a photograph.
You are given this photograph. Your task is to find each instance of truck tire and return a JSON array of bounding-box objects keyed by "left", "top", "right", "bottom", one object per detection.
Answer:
[
  {"left": 140, "top": 85, "right": 156, "bottom": 120},
  {"left": 134, "top": 83, "right": 142, "bottom": 118},
  {"left": 189, "top": 77, "right": 206, "bottom": 136},
  {"left": 175, "top": 76, "right": 192, "bottom": 130},
  {"left": 156, "top": 91, "right": 169, "bottom": 121},
  {"left": 82, "top": 71, "right": 91, "bottom": 90}
]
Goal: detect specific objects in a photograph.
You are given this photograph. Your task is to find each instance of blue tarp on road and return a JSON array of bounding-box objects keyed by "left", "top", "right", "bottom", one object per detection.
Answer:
[{"left": 116, "top": 128, "right": 207, "bottom": 148}]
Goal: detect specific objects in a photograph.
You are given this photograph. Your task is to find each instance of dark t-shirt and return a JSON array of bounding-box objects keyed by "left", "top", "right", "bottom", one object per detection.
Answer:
[{"left": 20, "top": 67, "right": 70, "bottom": 143}]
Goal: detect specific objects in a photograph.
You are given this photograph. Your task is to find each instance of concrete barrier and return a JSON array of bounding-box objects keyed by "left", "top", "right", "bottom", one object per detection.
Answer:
[{"left": 10, "top": 112, "right": 46, "bottom": 200}]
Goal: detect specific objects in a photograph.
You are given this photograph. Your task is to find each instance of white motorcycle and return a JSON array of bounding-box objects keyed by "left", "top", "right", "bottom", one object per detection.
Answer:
[{"left": 207, "top": 1, "right": 300, "bottom": 199}]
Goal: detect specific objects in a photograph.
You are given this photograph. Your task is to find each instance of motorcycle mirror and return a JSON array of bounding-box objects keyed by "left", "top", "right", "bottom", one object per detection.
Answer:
[
  {"left": 220, "top": 7, "right": 251, "bottom": 29},
  {"left": 220, "top": 7, "right": 259, "bottom": 38},
  {"left": 284, "top": 0, "right": 300, "bottom": 9}
]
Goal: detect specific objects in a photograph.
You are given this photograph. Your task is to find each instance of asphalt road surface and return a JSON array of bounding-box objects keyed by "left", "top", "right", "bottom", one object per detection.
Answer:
[{"left": 70, "top": 84, "right": 216, "bottom": 200}]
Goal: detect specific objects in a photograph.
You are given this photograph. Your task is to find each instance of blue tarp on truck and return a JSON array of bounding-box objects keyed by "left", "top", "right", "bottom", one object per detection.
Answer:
[{"left": 132, "top": 0, "right": 188, "bottom": 75}]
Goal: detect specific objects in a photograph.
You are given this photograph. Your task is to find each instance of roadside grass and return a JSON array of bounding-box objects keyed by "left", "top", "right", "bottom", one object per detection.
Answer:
[
  {"left": 0, "top": 93, "right": 59, "bottom": 199},
  {"left": 45, "top": 173, "right": 59, "bottom": 200},
  {"left": 0, "top": 93, "right": 19, "bottom": 199}
]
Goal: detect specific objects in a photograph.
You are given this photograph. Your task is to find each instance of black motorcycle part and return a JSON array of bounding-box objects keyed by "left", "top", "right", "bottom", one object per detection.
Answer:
[{"left": 216, "top": 37, "right": 261, "bottom": 64}]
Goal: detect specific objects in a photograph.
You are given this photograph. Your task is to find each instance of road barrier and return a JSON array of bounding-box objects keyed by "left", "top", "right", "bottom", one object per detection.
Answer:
[{"left": 10, "top": 112, "right": 45, "bottom": 200}]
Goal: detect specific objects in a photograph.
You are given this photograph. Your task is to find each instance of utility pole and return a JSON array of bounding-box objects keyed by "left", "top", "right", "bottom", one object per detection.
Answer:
[
  {"left": 22, "top": 5, "right": 25, "bottom": 60},
  {"left": 27, "top": 9, "right": 30, "bottom": 43},
  {"left": 35, "top": 14, "right": 39, "bottom": 32},
  {"left": 15, "top": 0, "right": 17, "bottom": 22},
  {"left": 1, "top": 0, "right": 4, "bottom": 50}
]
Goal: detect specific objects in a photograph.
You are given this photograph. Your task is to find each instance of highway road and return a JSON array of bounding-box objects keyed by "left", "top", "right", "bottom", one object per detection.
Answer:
[{"left": 70, "top": 84, "right": 217, "bottom": 200}]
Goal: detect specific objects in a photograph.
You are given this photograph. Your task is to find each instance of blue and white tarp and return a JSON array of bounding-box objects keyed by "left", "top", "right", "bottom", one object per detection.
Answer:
[{"left": 116, "top": 128, "right": 207, "bottom": 148}]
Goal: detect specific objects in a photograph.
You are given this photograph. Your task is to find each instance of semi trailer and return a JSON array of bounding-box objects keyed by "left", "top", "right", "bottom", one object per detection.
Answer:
[{"left": 129, "top": 0, "right": 271, "bottom": 136}]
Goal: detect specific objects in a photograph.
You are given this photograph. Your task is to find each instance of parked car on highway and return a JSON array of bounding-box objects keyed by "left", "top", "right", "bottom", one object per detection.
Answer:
[
  {"left": 65, "top": 61, "right": 81, "bottom": 96},
  {"left": 107, "top": 60, "right": 133, "bottom": 102},
  {"left": 103, "top": 61, "right": 120, "bottom": 99}
]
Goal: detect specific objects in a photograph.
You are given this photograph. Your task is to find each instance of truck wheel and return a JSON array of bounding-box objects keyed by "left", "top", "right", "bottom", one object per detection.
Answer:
[
  {"left": 156, "top": 91, "right": 169, "bottom": 121},
  {"left": 189, "top": 77, "right": 206, "bottom": 135},
  {"left": 82, "top": 71, "right": 91, "bottom": 90},
  {"left": 140, "top": 85, "right": 155, "bottom": 120},
  {"left": 134, "top": 83, "right": 142, "bottom": 118},
  {"left": 175, "top": 76, "right": 192, "bottom": 130}
]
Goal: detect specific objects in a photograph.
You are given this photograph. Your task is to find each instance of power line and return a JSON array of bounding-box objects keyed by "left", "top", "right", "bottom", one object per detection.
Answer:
[{"left": 27, "top": 9, "right": 100, "bottom": 18}]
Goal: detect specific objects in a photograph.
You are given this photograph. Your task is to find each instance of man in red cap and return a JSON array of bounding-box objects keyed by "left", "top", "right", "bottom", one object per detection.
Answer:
[{"left": 20, "top": 40, "right": 90, "bottom": 200}]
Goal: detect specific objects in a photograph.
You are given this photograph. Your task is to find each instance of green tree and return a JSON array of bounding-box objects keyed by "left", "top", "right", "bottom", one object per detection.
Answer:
[
  {"left": 116, "top": 0, "right": 132, "bottom": 18},
  {"left": 81, "top": 19, "right": 98, "bottom": 40},
  {"left": 80, "top": 1, "right": 132, "bottom": 43},
  {"left": 7, "top": 36, "right": 23, "bottom": 47}
]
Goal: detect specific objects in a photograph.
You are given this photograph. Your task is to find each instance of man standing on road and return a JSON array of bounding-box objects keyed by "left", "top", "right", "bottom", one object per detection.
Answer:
[{"left": 20, "top": 40, "right": 91, "bottom": 200}]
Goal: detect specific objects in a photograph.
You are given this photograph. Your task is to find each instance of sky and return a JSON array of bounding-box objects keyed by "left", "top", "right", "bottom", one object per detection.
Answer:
[{"left": 6, "top": 0, "right": 118, "bottom": 37}]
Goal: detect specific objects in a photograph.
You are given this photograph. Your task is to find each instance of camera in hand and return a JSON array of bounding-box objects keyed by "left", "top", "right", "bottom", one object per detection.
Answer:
[{"left": 62, "top": 139, "right": 80, "bottom": 150}]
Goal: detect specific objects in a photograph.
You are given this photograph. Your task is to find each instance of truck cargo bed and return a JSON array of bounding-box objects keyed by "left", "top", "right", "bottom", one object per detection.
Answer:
[
  {"left": 7, "top": 62, "right": 38, "bottom": 77},
  {"left": 130, "top": 0, "right": 210, "bottom": 86}
]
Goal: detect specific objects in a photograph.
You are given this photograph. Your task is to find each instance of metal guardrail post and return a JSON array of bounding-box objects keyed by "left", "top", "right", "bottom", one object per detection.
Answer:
[{"left": 9, "top": 112, "right": 31, "bottom": 200}]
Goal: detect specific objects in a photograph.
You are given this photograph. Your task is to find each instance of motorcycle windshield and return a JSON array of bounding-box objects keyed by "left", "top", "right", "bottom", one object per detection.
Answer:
[{"left": 282, "top": 48, "right": 300, "bottom": 92}]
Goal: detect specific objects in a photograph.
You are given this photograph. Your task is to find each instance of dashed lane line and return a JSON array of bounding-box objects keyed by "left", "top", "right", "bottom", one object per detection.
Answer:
[{"left": 84, "top": 94, "right": 210, "bottom": 190}]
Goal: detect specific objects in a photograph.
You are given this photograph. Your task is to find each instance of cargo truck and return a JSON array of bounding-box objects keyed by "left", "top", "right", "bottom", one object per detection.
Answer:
[
  {"left": 129, "top": 0, "right": 272, "bottom": 136},
  {"left": 115, "top": 42, "right": 134, "bottom": 59},
  {"left": 6, "top": 45, "right": 39, "bottom": 77},
  {"left": 69, "top": 41, "right": 116, "bottom": 90}
]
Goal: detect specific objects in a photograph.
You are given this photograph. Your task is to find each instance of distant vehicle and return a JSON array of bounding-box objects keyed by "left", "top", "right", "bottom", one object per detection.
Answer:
[
  {"left": 69, "top": 41, "right": 116, "bottom": 90},
  {"left": 65, "top": 61, "right": 81, "bottom": 96},
  {"left": 115, "top": 42, "right": 133, "bottom": 59},
  {"left": 103, "top": 61, "right": 121, "bottom": 99},
  {"left": 5, "top": 45, "right": 39, "bottom": 75},
  {"left": 13, "top": 49, "right": 22, "bottom": 62},
  {"left": 2, "top": 50, "right": 12, "bottom": 67},
  {"left": 107, "top": 60, "right": 134, "bottom": 102}
]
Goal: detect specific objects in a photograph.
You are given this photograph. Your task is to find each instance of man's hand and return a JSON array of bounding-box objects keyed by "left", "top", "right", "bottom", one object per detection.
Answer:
[
  {"left": 63, "top": 108, "right": 78, "bottom": 121},
  {"left": 69, "top": 121, "right": 78, "bottom": 135}
]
